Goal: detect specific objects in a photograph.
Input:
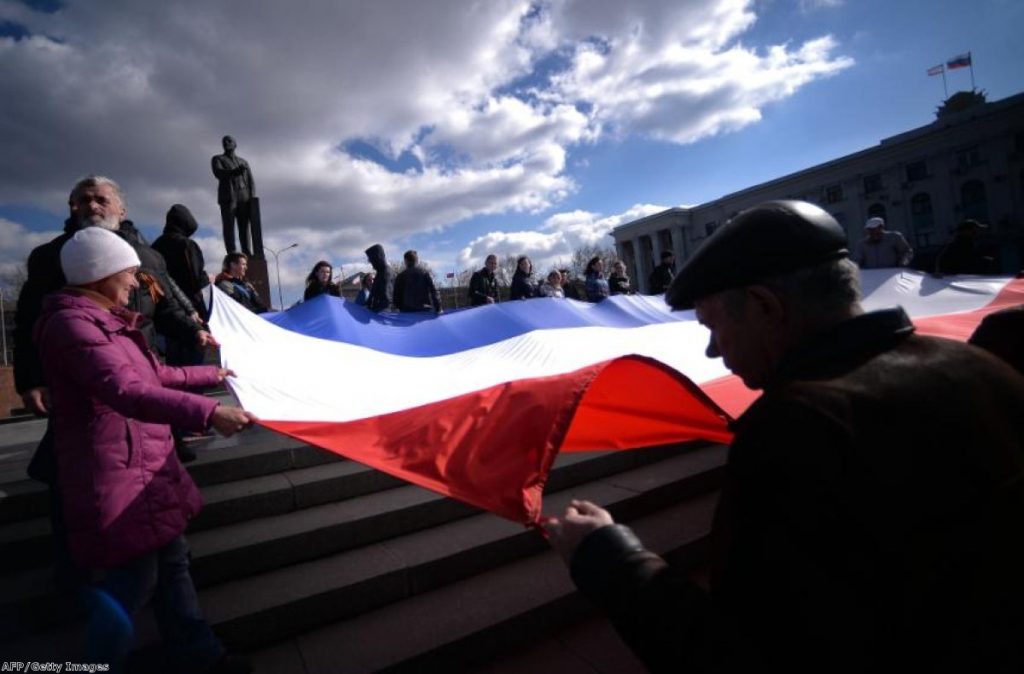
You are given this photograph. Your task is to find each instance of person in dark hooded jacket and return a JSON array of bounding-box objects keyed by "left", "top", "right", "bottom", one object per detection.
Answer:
[
  {"left": 153, "top": 204, "right": 210, "bottom": 320},
  {"left": 364, "top": 243, "right": 392, "bottom": 312},
  {"left": 153, "top": 205, "right": 211, "bottom": 370}
]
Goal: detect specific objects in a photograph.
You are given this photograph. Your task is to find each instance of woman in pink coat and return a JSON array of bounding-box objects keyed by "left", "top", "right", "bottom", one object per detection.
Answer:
[{"left": 34, "top": 227, "right": 255, "bottom": 673}]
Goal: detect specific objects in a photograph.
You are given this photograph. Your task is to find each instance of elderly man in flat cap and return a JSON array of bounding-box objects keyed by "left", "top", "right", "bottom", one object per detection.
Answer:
[
  {"left": 853, "top": 216, "right": 913, "bottom": 268},
  {"left": 545, "top": 201, "right": 1024, "bottom": 672}
]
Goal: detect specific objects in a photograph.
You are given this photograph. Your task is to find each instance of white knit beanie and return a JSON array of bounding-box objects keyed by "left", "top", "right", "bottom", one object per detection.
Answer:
[{"left": 60, "top": 227, "right": 142, "bottom": 285}]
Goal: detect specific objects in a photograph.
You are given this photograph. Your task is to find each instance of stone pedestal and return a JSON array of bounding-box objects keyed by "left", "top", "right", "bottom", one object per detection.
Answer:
[{"left": 246, "top": 256, "right": 273, "bottom": 310}]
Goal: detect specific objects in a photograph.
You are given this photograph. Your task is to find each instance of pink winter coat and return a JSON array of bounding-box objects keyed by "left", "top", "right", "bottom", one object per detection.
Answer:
[{"left": 34, "top": 290, "right": 221, "bottom": 569}]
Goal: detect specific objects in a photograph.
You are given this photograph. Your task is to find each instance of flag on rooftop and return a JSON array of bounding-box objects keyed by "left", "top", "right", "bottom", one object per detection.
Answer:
[
  {"left": 207, "top": 270, "right": 1024, "bottom": 525},
  {"left": 927, "top": 64, "right": 944, "bottom": 76},
  {"left": 947, "top": 52, "right": 972, "bottom": 69}
]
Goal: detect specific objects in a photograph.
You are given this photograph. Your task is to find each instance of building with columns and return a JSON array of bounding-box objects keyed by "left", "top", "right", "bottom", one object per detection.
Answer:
[{"left": 612, "top": 90, "right": 1024, "bottom": 293}]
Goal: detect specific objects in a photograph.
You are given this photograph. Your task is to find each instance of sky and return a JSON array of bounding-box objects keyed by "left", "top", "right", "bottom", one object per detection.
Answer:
[{"left": 1, "top": 0, "right": 1022, "bottom": 307}]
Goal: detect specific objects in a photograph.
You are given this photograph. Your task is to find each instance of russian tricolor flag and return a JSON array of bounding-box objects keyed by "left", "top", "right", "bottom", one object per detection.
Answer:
[
  {"left": 947, "top": 52, "right": 972, "bottom": 70},
  {"left": 208, "top": 270, "right": 1023, "bottom": 524}
]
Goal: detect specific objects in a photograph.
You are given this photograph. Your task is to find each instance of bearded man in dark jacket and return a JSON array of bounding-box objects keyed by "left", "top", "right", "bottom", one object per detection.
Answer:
[
  {"left": 545, "top": 200, "right": 1024, "bottom": 673},
  {"left": 15, "top": 176, "right": 211, "bottom": 415}
]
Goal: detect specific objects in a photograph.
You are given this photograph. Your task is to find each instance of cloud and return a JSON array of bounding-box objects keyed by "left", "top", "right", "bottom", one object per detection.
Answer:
[
  {"left": 798, "top": 0, "right": 844, "bottom": 12},
  {"left": 0, "top": 217, "right": 62, "bottom": 288},
  {"left": 546, "top": 3, "right": 853, "bottom": 144},
  {"left": 0, "top": 0, "right": 852, "bottom": 302}
]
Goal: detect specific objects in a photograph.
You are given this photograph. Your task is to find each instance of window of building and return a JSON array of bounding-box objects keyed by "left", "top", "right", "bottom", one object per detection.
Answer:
[
  {"left": 863, "top": 173, "right": 882, "bottom": 194},
  {"left": 867, "top": 203, "right": 887, "bottom": 222},
  {"left": 915, "top": 231, "right": 937, "bottom": 249},
  {"left": 956, "top": 145, "right": 983, "bottom": 169},
  {"left": 824, "top": 184, "right": 843, "bottom": 204},
  {"left": 960, "top": 180, "right": 989, "bottom": 223},
  {"left": 704, "top": 221, "right": 718, "bottom": 237},
  {"left": 906, "top": 160, "right": 928, "bottom": 182},
  {"left": 910, "top": 193, "right": 934, "bottom": 232}
]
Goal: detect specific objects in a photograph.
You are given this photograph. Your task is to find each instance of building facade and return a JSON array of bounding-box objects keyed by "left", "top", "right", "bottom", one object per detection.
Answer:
[{"left": 613, "top": 91, "right": 1024, "bottom": 293}]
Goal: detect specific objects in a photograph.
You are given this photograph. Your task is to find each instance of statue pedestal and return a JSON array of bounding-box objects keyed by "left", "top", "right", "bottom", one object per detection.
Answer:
[{"left": 246, "top": 256, "right": 273, "bottom": 310}]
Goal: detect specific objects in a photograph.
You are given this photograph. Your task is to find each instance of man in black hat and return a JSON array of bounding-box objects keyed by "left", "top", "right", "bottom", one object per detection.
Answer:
[{"left": 545, "top": 200, "right": 1024, "bottom": 672}]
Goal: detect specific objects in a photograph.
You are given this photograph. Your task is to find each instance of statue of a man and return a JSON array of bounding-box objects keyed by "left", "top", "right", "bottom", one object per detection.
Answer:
[{"left": 212, "top": 135, "right": 259, "bottom": 256}]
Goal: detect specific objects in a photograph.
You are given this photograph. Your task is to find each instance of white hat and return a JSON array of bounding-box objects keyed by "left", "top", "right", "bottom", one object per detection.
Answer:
[
  {"left": 60, "top": 227, "right": 141, "bottom": 285},
  {"left": 864, "top": 217, "right": 885, "bottom": 230}
]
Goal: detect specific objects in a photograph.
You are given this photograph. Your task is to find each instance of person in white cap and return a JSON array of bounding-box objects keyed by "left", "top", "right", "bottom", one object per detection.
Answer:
[
  {"left": 853, "top": 216, "right": 913, "bottom": 268},
  {"left": 33, "top": 226, "right": 255, "bottom": 673}
]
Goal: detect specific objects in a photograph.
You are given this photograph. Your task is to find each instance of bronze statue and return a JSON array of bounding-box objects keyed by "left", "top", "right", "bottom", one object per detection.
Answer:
[{"left": 212, "top": 135, "right": 262, "bottom": 257}]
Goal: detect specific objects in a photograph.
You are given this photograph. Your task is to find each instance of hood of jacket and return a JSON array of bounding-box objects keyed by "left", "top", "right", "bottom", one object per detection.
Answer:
[
  {"left": 365, "top": 243, "right": 387, "bottom": 271},
  {"left": 163, "top": 204, "right": 198, "bottom": 237}
]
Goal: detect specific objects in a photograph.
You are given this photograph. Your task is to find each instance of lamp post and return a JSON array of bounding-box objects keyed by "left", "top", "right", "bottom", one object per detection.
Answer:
[{"left": 264, "top": 243, "right": 298, "bottom": 311}]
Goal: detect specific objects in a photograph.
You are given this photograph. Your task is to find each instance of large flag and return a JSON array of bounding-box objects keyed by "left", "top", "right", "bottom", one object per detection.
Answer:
[
  {"left": 947, "top": 52, "right": 972, "bottom": 69},
  {"left": 208, "top": 270, "right": 1023, "bottom": 524}
]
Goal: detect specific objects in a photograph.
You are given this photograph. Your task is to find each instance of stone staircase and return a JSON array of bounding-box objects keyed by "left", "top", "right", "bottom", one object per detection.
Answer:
[{"left": 0, "top": 404, "right": 726, "bottom": 672}]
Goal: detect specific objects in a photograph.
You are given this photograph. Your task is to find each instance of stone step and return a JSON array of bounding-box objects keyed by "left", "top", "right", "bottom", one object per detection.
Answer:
[
  {"left": 0, "top": 442, "right": 724, "bottom": 633},
  {"left": 0, "top": 447, "right": 725, "bottom": 663},
  {"left": 0, "top": 426, "right": 339, "bottom": 525},
  {"left": 242, "top": 489, "right": 719, "bottom": 673}
]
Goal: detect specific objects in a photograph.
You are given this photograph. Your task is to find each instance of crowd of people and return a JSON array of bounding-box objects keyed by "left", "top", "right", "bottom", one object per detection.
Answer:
[
  {"left": 11, "top": 173, "right": 1023, "bottom": 673},
  {"left": 306, "top": 249, "right": 646, "bottom": 315},
  {"left": 214, "top": 210, "right": 998, "bottom": 321}
]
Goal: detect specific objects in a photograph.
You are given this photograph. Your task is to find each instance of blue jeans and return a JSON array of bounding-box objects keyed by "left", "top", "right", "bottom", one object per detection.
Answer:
[{"left": 84, "top": 535, "right": 224, "bottom": 673}]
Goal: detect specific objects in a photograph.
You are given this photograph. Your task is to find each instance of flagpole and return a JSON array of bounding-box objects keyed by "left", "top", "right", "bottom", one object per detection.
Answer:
[
  {"left": 941, "top": 67, "right": 948, "bottom": 98},
  {"left": 968, "top": 50, "right": 975, "bottom": 90}
]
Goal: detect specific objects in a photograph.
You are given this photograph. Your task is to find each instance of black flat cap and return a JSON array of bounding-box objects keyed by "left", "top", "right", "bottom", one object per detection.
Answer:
[{"left": 666, "top": 200, "right": 848, "bottom": 310}]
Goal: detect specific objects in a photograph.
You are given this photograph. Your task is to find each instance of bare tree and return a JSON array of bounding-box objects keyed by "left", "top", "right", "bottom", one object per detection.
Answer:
[
  {"left": 0, "top": 263, "right": 28, "bottom": 300},
  {"left": 497, "top": 254, "right": 519, "bottom": 288},
  {"left": 566, "top": 244, "right": 618, "bottom": 279}
]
